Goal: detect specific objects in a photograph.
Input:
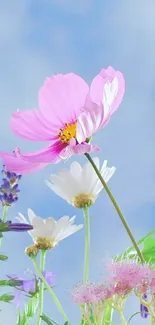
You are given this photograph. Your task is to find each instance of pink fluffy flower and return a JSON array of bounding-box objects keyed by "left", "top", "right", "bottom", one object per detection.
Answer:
[
  {"left": 72, "top": 283, "right": 110, "bottom": 325},
  {"left": 72, "top": 283, "right": 108, "bottom": 304},
  {"left": 0, "top": 67, "right": 125, "bottom": 173},
  {"left": 107, "top": 261, "right": 145, "bottom": 295}
]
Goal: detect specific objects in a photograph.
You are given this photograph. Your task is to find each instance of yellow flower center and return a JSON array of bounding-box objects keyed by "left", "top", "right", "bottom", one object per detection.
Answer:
[
  {"left": 73, "top": 193, "right": 96, "bottom": 209},
  {"left": 58, "top": 123, "right": 76, "bottom": 144},
  {"left": 35, "top": 237, "right": 57, "bottom": 250}
]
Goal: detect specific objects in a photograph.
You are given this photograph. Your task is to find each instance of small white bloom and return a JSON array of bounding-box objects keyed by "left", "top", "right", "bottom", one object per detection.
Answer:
[
  {"left": 46, "top": 158, "right": 116, "bottom": 208},
  {"left": 16, "top": 209, "right": 83, "bottom": 249}
]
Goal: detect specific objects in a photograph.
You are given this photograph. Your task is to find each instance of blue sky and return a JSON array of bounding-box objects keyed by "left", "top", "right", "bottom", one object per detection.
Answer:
[{"left": 0, "top": 0, "right": 155, "bottom": 324}]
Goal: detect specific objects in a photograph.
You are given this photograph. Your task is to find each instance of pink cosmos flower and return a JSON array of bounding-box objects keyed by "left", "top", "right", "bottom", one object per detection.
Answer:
[{"left": 0, "top": 67, "right": 125, "bottom": 173}]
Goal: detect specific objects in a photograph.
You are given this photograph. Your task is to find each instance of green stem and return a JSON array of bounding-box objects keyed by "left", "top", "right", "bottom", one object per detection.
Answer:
[
  {"left": 32, "top": 257, "right": 70, "bottom": 323},
  {"left": 118, "top": 311, "right": 127, "bottom": 325},
  {"left": 0, "top": 205, "right": 9, "bottom": 248},
  {"left": 83, "top": 207, "right": 90, "bottom": 283},
  {"left": 37, "top": 250, "right": 46, "bottom": 325},
  {"left": 1, "top": 205, "right": 9, "bottom": 222},
  {"left": 85, "top": 153, "right": 144, "bottom": 264}
]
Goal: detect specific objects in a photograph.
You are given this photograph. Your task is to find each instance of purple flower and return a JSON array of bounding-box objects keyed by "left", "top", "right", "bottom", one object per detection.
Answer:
[
  {"left": 0, "top": 165, "right": 22, "bottom": 206},
  {"left": 7, "top": 271, "right": 56, "bottom": 307},
  {"left": 140, "top": 293, "right": 149, "bottom": 318}
]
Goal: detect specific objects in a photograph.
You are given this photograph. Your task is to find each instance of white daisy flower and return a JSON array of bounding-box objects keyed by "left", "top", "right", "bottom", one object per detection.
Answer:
[
  {"left": 46, "top": 158, "right": 116, "bottom": 208},
  {"left": 16, "top": 209, "right": 83, "bottom": 250}
]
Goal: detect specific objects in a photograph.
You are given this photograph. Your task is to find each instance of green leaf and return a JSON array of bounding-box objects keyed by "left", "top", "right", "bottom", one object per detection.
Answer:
[
  {"left": 141, "top": 236, "right": 155, "bottom": 263},
  {"left": 116, "top": 229, "right": 155, "bottom": 260},
  {"left": 0, "top": 279, "right": 22, "bottom": 287},
  {"left": 41, "top": 314, "right": 60, "bottom": 325},
  {"left": 80, "top": 321, "right": 86, "bottom": 325},
  {"left": 0, "top": 254, "right": 8, "bottom": 261},
  {"left": 0, "top": 293, "right": 14, "bottom": 303}
]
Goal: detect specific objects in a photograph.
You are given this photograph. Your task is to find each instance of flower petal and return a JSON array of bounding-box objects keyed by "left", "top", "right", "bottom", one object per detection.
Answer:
[
  {"left": 10, "top": 109, "right": 58, "bottom": 141},
  {"left": 89, "top": 66, "right": 125, "bottom": 114},
  {"left": 23, "top": 279, "right": 36, "bottom": 293},
  {"left": 16, "top": 142, "right": 66, "bottom": 163},
  {"left": 39, "top": 73, "right": 89, "bottom": 125},
  {"left": 16, "top": 213, "right": 28, "bottom": 224},
  {"left": 59, "top": 142, "right": 100, "bottom": 160},
  {"left": 76, "top": 101, "right": 106, "bottom": 143},
  {"left": 27, "top": 209, "right": 38, "bottom": 224},
  {"left": 0, "top": 150, "right": 47, "bottom": 174}
]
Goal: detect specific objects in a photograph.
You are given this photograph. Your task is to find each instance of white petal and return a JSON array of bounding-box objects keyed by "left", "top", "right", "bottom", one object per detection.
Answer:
[
  {"left": 27, "top": 209, "right": 37, "bottom": 225},
  {"left": 58, "top": 224, "right": 83, "bottom": 241},
  {"left": 46, "top": 181, "right": 69, "bottom": 201},
  {"left": 31, "top": 216, "right": 44, "bottom": 237},
  {"left": 15, "top": 212, "right": 28, "bottom": 224},
  {"left": 44, "top": 218, "right": 57, "bottom": 237},
  {"left": 46, "top": 157, "right": 115, "bottom": 206},
  {"left": 70, "top": 162, "right": 82, "bottom": 180},
  {"left": 103, "top": 78, "right": 118, "bottom": 107}
]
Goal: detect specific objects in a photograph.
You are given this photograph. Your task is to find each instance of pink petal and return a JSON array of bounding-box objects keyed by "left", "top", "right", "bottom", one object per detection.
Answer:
[
  {"left": 59, "top": 140, "right": 100, "bottom": 160},
  {"left": 0, "top": 151, "right": 47, "bottom": 174},
  {"left": 76, "top": 100, "right": 106, "bottom": 143},
  {"left": 39, "top": 73, "right": 89, "bottom": 125},
  {"left": 89, "top": 66, "right": 125, "bottom": 114},
  {"left": 17, "top": 141, "right": 66, "bottom": 163},
  {"left": 10, "top": 109, "right": 58, "bottom": 141}
]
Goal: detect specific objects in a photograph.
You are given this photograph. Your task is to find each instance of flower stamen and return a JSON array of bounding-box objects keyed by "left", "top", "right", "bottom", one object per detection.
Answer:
[{"left": 58, "top": 123, "right": 76, "bottom": 144}]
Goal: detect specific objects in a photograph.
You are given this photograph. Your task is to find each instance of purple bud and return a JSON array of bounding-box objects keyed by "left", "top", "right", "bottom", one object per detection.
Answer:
[
  {"left": 8, "top": 222, "right": 33, "bottom": 232},
  {"left": 140, "top": 294, "right": 149, "bottom": 318}
]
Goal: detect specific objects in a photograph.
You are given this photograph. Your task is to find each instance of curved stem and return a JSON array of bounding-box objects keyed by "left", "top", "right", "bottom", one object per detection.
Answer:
[
  {"left": 37, "top": 250, "right": 46, "bottom": 325},
  {"left": 85, "top": 153, "right": 144, "bottom": 264},
  {"left": 32, "top": 257, "right": 70, "bottom": 323},
  {"left": 83, "top": 207, "right": 90, "bottom": 283}
]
